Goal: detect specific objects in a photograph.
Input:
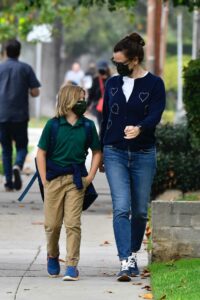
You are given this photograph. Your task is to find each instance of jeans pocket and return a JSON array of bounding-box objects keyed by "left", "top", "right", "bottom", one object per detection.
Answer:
[
  {"left": 104, "top": 145, "right": 114, "bottom": 149},
  {"left": 139, "top": 147, "right": 156, "bottom": 154}
]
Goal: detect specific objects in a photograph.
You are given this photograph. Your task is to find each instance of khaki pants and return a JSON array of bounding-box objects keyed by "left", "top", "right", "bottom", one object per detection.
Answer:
[{"left": 44, "top": 175, "right": 87, "bottom": 266}]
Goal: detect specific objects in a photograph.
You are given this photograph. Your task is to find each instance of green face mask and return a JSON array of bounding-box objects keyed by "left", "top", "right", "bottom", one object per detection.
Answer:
[{"left": 72, "top": 100, "right": 87, "bottom": 116}]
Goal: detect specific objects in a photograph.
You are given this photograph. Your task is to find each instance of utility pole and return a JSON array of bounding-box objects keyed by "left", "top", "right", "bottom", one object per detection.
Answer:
[
  {"left": 192, "top": 9, "right": 200, "bottom": 59},
  {"left": 146, "top": 0, "right": 156, "bottom": 73},
  {"left": 146, "top": 0, "right": 168, "bottom": 77},
  {"left": 160, "top": 1, "right": 169, "bottom": 77},
  {"left": 154, "top": 0, "right": 162, "bottom": 76},
  {"left": 175, "top": 10, "right": 185, "bottom": 123}
]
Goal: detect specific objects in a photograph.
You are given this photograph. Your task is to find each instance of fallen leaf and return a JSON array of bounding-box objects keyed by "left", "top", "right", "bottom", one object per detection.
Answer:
[
  {"left": 132, "top": 282, "right": 143, "bottom": 285},
  {"left": 142, "top": 285, "right": 152, "bottom": 291},
  {"left": 142, "top": 293, "right": 153, "bottom": 299},
  {"left": 100, "top": 240, "right": 111, "bottom": 246},
  {"left": 160, "top": 295, "right": 166, "bottom": 300},
  {"left": 31, "top": 221, "right": 44, "bottom": 225},
  {"left": 18, "top": 204, "right": 25, "bottom": 208},
  {"left": 141, "top": 270, "right": 151, "bottom": 278},
  {"left": 145, "top": 225, "right": 151, "bottom": 238},
  {"left": 104, "top": 241, "right": 110, "bottom": 244},
  {"left": 31, "top": 207, "right": 40, "bottom": 210},
  {"left": 106, "top": 291, "right": 113, "bottom": 294}
]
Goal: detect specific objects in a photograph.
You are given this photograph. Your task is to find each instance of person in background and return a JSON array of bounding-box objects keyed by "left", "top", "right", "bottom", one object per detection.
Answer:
[
  {"left": 0, "top": 39, "right": 41, "bottom": 191},
  {"left": 87, "top": 61, "right": 111, "bottom": 128},
  {"left": 64, "top": 62, "right": 85, "bottom": 87},
  {"left": 100, "top": 32, "right": 166, "bottom": 282},
  {"left": 83, "top": 62, "right": 97, "bottom": 90}
]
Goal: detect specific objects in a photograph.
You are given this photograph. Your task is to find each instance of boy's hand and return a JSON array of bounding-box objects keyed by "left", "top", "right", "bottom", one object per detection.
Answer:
[
  {"left": 99, "top": 156, "right": 105, "bottom": 173},
  {"left": 85, "top": 174, "right": 94, "bottom": 185}
]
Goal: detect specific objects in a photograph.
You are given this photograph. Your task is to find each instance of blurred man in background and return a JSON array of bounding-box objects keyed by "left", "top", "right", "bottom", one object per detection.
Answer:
[{"left": 0, "top": 39, "right": 41, "bottom": 191}]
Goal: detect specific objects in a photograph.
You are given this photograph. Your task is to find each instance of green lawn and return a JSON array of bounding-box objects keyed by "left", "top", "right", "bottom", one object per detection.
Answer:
[{"left": 150, "top": 258, "right": 200, "bottom": 300}]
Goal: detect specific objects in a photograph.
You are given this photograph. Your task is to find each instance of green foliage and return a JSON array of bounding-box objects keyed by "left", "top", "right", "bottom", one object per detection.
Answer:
[
  {"left": 171, "top": 0, "right": 200, "bottom": 10},
  {"left": 78, "top": 0, "right": 137, "bottom": 11},
  {"left": 152, "top": 124, "right": 200, "bottom": 198},
  {"left": 164, "top": 55, "right": 191, "bottom": 92},
  {"left": 183, "top": 59, "right": 200, "bottom": 149},
  {"left": 150, "top": 258, "right": 200, "bottom": 300},
  {"left": 0, "top": 0, "right": 79, "bottom": 41},
  {"left": 63, "top": 5, "right": 137, "bottom": 58},
  {"left": 161, "top": 110, "right": 175, "bottom": 124},
  {"left": 164, "top": 55, "right": 191, "bottom": 110}
]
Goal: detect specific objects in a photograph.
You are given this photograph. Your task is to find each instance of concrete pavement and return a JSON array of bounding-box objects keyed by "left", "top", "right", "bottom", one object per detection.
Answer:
[{"left": 0, "top": 125, "right": 150, "bottom": 300}]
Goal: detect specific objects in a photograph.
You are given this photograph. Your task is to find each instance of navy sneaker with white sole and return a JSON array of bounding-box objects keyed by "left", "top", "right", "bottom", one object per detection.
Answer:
[
  {"left": 117, "top": 260, "right": 131, "bottom": 282},
  {"left": 128, "top": 254, "right": 140, "bottom": 277}
]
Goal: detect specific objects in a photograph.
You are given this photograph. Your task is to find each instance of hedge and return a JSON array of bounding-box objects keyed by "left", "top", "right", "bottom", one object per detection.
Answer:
[
  {"left": 152, "top": 124, "right": 200, "bottom": 198},
  {"left": 183, "top": 59, "right": 200, "bottom": 149}
]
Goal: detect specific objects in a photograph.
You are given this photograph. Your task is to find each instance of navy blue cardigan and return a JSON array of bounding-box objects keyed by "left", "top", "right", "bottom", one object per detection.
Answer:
[{"left": 100, "top": 73, "right": 166, "bottom": 151}]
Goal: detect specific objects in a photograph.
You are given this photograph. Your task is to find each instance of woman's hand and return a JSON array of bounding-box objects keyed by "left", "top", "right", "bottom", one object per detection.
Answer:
[{"left": 124, "top": 126, "right": 141, "bottom": 139}]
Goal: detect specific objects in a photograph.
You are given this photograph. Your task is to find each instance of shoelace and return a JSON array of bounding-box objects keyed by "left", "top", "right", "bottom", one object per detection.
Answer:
[
  {"left": 121, "top": 260, "right": 129, "bottom": 271},
  {"left": 128, "top": 257, "right": 137, "bottom": 268}
]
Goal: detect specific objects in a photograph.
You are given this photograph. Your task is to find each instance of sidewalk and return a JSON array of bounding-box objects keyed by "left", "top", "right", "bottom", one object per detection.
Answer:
[{"left": 0, "top": 126, "right": 150, "bottom": 300}]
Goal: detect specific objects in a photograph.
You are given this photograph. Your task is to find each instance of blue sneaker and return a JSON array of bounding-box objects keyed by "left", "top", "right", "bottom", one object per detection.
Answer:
[
  {"left": 47, "top": 256, "right": 60, "bottom": 277},
  {"left": 117, "top": 260, "right": 131, "bottom": 282},
  {"left": 63, "top": 266, "right": 79, "bottom": 281},
  {"left": 128, "top": 254, "right": 140, "bottom": 277}
]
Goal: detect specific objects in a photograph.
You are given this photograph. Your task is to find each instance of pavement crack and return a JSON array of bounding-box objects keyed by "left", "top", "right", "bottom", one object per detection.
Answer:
[{"left": 14, "top": 245, "right": 41, "bottom": 300}]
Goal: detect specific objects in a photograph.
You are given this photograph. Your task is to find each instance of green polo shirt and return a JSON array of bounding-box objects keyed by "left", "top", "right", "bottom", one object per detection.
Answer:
[{"left": 38, "top": 116, "right": 101, "bottom": 167}]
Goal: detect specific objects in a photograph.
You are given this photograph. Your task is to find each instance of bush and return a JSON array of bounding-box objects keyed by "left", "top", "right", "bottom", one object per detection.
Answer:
[
  {"left": 152, "top": 124, "right": 200, "bottom": 198},
  {"left": 183, "top": 59, "right": 200, "bottom": 149}
]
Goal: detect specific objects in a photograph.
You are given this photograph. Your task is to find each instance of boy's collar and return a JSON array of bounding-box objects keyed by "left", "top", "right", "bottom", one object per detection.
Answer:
[{"left": 59, "top": 116, "right": 84, "bottom": 126}]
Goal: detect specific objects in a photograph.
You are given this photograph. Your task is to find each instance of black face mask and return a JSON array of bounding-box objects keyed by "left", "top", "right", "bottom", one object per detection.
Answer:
[
  {"left": 116, "top": 63, "right": 133, "bottom": 77},
  {"left": 72, "top": 100, "right": 87, "bottom": 117}
]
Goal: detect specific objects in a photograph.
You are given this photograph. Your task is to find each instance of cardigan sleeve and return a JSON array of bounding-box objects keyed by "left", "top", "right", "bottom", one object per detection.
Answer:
[{"left": 137, "top": 77, "right": 166, "bottom": 130}]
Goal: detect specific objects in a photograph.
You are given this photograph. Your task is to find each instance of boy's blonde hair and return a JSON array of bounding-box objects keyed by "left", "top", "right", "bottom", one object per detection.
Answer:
[{"left": 56, "top": 84, "right": 85, "bottom": 117}]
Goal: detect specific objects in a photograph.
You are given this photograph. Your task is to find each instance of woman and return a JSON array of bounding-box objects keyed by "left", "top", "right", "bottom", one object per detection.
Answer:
[{"left": 100, "top": 33, "right": 165, "bottom": 282}]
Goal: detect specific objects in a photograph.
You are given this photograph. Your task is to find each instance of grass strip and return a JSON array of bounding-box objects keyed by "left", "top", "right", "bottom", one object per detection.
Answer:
[{"left": 150, "top": 258, "right": 200, "bottom": 300}]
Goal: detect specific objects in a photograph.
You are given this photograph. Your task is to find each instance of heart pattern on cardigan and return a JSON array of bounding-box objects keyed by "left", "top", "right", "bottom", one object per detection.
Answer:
[
  {"left": 111, "top": 88, "right": 118, "bottom": 96},
  {"left": 139, "top": 92, "right": 149, "bottom": 102}
]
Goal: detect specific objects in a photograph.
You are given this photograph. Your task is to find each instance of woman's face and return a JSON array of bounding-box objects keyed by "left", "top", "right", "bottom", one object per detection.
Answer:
[{"left": 112, "top": 51, "right": 138, "bottom": 70}]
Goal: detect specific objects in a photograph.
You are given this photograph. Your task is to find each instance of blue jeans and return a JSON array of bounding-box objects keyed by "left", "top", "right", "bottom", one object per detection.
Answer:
[
  {"left": 0, "top": 122, "right": 28, "bottom": 186},
  {"left": 103, "top": 145, "right": 156, "bottom": 260}
]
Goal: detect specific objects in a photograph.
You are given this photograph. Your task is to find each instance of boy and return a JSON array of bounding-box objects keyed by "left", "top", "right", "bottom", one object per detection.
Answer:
[{"left": 37, "top": 84, "right": 101, "bottom": 281}]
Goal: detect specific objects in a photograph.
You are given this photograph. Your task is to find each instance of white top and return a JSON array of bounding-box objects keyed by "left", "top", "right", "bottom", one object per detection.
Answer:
[
  {"left": 65, "top": 70, "right": 85, "bottom": 86},
  {"left": 122, "top": 72, "right": 149, "bottom": 102}
]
